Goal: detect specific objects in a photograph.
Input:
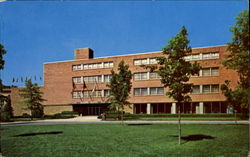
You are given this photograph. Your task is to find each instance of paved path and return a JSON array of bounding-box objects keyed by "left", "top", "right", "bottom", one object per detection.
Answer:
[{"left": 1, "top": 116, "right": 249, "bottom": 126}]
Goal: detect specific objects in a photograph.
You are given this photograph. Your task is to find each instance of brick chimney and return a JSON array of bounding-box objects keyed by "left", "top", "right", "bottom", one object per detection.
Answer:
[{"left": 74, "top": 48, "right": 94, "bottom": 60}]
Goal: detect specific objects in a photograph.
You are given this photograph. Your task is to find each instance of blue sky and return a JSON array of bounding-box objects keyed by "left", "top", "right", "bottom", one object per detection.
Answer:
[{"left": 0, "top": 1, "right": 248, "bottom": 86}]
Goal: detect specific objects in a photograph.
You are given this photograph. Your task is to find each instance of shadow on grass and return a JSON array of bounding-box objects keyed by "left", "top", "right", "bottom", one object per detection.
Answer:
[
  {"left": 14, "top": 131, "right": 63, "bottom": 137},
  {"left": 127, "top": 123, "right": 153, "bottom": 126},
  {"left": 169, "top": 134, "right": 215, "bottom": 143}
]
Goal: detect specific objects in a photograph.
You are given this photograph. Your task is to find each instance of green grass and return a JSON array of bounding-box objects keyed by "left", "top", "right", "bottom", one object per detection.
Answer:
[{"left": 0, "top": 124, "right": 248, "bottom": 157}]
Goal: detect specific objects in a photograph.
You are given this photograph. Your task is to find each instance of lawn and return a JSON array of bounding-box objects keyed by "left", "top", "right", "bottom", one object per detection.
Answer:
[{"left": 0, "top": 124, "right": 248, "bottom": 157}]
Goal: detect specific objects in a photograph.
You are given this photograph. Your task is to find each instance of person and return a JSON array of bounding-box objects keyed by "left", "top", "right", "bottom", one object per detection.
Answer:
[{"left": 101, "top": 112, "right": 106, "bottom": 120}]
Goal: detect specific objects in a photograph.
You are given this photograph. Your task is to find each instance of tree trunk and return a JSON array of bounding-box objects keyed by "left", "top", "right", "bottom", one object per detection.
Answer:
[
  {"left": 121, "top": 105, "right": 124, "bottom": 124},
  {"left": 178, "top": 102, "right": 181, "bottom": 145}
]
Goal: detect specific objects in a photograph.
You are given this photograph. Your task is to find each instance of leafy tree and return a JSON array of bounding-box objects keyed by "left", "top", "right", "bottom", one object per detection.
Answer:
[
  {"left": 106, "top": 60, "right": 132, "bottom": 122},
  {"left": 19, "top": 79, "right": 45, "bottom": 118},
  {"left": 221, "top": 10, "right": 249, "bottom": 113},
  {"left": 0, "top": 44, "right": 13, "bottom": 121},
  {"left": 0, "top": 44, "right": 7, "bottom": 70},
  {"left": 143, "top": 26, "right": 200, "bottom": 144}
]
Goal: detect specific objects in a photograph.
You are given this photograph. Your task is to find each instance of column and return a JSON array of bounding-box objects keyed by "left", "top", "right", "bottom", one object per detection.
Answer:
[
  {"left": 199, "top": 102, "right": 204, "bottom": 114},
  {"left": 147, "top": 103, "right": 151, "bottom": 114},
  {"left": 171, "top": 102, "right": 176, "bottom": 114}
]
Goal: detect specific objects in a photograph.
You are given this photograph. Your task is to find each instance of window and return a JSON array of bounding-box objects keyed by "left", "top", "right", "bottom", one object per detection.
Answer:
[
  {"left": 202, "top": 68, "right": 210, "bottom": 76},
  {"left": 88, "top": 64, "right": 93, "bottom": 69},
  {"left": 92, "top": 63, "right": 98, "bottom": 69},
  {"left": 83, "top": 91, "right": 89, "bottom": 98},
  {"left": 104, "top": 75, "right": 112, "bottom": 82},
  {"left": 211, "top": 85, "right": 219, "bottom": 93},
  {"left": 202, "top": 53, "right": 211, "bottom": 60},
  {"left": 211, "top": 67, "right": 219, "bottom": 76},
  {"left": 134, "top": 72, "right": 148, "bottom": 81},
  {"left": 191, "top": 85, "right": 200, "bottom": 94},
  {"left": 72, "top": 91, "right": 83, "bottom": 98},
  {"left": 149, "top": 58, "right": 157, "bottom": 64},
  {"left": 72, "top": 64, "right": 82, "bottom": 71},
  {"left": 104, "top": 90, "right": 110, "bottom": 97},
  {"left": 211, "top": 52, "right": 219, "bottom": 59},
  {"left": 83, "top": 64, "right": 88, "bottom": 70},
  {"left": 104, "top": 62, "right": 114, "bottom": 68},
  {"left": 83, "top": 75, "right": 102, "bottom": 83},
  {"left": 134, "top": 58, "right": 147, "bottom": 65},
  {"left": 97, "top": 63, "right": 103, "bottom": 68},
  {"left": 202, "top": 85, "right": 211, "bottom": 93},
  {"left": 150, "top": 72, "right": 161, "bottom": 80},
  {"left": 73, "top": 77, "right": 82, "bottom": 84},
  {"left": 184, "top": 55, "right": 191, "bottom": 61},
  {"left": 134, "top": 88, "right": 148, "bottom": 96},
  {"left": 150, "top": 87, "right": 164, "bottom": 95},
  {"left": 192, "top": 54, "right": 200, "bottom": 60},
  {"left": 141, "top": 88, "right": 148, "bottom": 96}
]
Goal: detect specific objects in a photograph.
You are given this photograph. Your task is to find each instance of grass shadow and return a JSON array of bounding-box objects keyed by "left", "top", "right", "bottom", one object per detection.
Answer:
[
  {"left": 127, "top": 123, "right": 153, "bottom": 126},
  {"left": 169, "top": 134, "right": 216, "bottom": 144},
  {"left": 14, "top": 131, "right": 63, "bottom": 137}
]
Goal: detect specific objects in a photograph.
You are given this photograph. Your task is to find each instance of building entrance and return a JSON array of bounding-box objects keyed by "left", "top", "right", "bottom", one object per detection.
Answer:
[{"left": 73, "top": 104, "right": 109, "bottom": 115}]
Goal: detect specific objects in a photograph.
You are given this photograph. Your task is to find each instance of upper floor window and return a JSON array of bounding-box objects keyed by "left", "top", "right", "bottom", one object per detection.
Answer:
[
  {"left": 83, "top": 75, "right": 102, "bottom": 83},
  {"left": 134, "top": 88, "right": 148, "bottom": 96},
  {"left": 104, "top": 75, "right": 112, "bottom": 82},
  {"left": 104, "top": 62, "right": 114, "bottom": 68},
  {"left": 72, "top": 91, "right": 83, "bottom": 98},
  {"left": 73, "top": 77, "right": 82, "bottom": 84},
  {"left": 72, "top": 64, "right": 82, "bottom": 71},
  {"left": 104, "top": 89, "right": 110, "bottom": 97},
  {"left": 192, "top": 54, "right": 200, "bottom": 60},
  {"left": 191, "top": 85, "right": 200, "bottom": 94},
  {"left": 150, "top": 87, "right": 164, "bottom": 95},
  {"left": 202, "top": 67, "right": 219, "bottom": 77},
  {"left": 134, "top": 72, "right": 148, "bottom": 81},
  {"left": 134, "top": 58, "right": 147, "bottom": 65},
  {"left": 149, "top": 72, "right": 161, "bottom": 80},
  {"left": 149, "top": 58, "right": 157, "bottom": 64}
]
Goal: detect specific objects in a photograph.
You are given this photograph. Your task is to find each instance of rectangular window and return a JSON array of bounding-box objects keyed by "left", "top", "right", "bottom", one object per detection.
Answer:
[
  {"left": 72, "top": 64, "right": 82, "bottom": 71},
  {"left": 104, "top": 75, "right": 112, "bottom": 82},
  {"left": 192, "top": 54, "right": 200, "bottom": 60},
  {"left": 134, "top": 72, "right": 148, "bottom": 81},
  {"left": 150, "top": 72, "right": 161, "bottom": 80},
  {"left": 184, "top": 55, "right": 191, "bottom": 61},
  {"left": 104, "top": 90, "right": 110, "bottom": 97},
  {"left": 73, "top": 77, "right": 82, "bottom": 84},
  {"left": 72, "top": 91, "right": 82, "bottom": 98},
  {"left": 157, "top": 87, "right": 164, "bottom": 95},
  {"left": 134, "top": 59, "right": 141, "bottom": 65},
  {"left": 149, "top": 58, "right": 157, "bottom": 64},
  {"left": 202, "top": 53, "right": 211, "bottom": 60},
  {"left": 92, "top": 63, "right": 97, "bottom": 69},
  {"left": 134, "top": 73, "right": 140, "bottom": 81},
  {"left": 83, "top": 75, "right": 102, "bottom": 83},
  {"left": 97, "top": 63, "right": 103, "bottom": 68},
  {"left": 104, "top": 62, "right": 113, "bottom": 68},
  {"left": 83, "top": 91, "right": 89, "bottom": 98},
  {"left": 83, "top": 64, "right": 88, "bottom": 70},
  {"left": 150, "top": 87, "right": 163, "bottom": 95},
  {"left": 134, "top": 88, "right": 140, "bottom": 96},
  {"left": 192, "top": 85, "right": 200, "bottom": 94},
  {"left": 211, "top": 67, "right": 219, "bottom": 76},
  {"left": 88, "top": 64, "right": 93, "bottom": 69},
  {"left": 211, "top": 85, "right": 219, "bottom": 93},
  {"left": 202, "top": 68, "right": 211, "bottom": 76},
  {"left": 141, "top": 88, "right": 148, "bottom": 96},
  {"left": 202, "top": 85, "right": 211, "bottom": 93},
  {"left": 150, "top": 87, "right": 157, "bottom": 95},
  {"left": 211, "top": 52, "right": 219, "bottom": 59},
  {"left": 141, "top": 59, "right": 148, "bottom": 65},
  {"left": 141, "top": 72, "right": 147, "bottom": 80}
]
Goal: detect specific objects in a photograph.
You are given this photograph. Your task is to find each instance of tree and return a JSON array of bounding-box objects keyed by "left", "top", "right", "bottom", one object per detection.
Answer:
[
  {"left": 19, "top": 79, "right": 45, "bottom": 118},
  {"left": 143, "top": 26, "right": 200, "bottom": 144},
  {"left": 221, "top": 10, "right": 249, "bottom": 113},
  {"left": 0, "top": 44, "right": 7, "bottom": 70},
  {"left": 106, "top": 60, "right": 132, "bottom": 122},
  {"left": 0, "top": 44, "right": 13, "bottom": 121}
]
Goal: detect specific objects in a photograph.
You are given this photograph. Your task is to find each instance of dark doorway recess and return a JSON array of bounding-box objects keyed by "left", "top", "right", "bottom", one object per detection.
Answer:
[{"left": 73, "top": 103, "right": 109, "bottom": 116}]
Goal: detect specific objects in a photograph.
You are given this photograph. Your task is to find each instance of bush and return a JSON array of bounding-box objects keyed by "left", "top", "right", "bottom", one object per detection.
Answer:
[{"left": 44, "top": 111, "right": 77, "bottom": 119}]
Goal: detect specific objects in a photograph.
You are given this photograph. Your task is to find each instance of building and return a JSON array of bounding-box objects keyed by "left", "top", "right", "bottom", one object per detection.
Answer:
[{"left": 41, "top": 45, "right": 239, "bottom": 116}]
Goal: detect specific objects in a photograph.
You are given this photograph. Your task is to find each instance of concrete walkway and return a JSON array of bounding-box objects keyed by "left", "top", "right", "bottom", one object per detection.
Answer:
[{"left": 0, "top": 116, "right": 249, "bottom": 126}]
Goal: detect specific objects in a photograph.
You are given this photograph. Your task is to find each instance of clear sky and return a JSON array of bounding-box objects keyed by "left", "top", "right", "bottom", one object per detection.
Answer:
[{"left": 0, "top": 0, "right": 248, "bottom": 87}]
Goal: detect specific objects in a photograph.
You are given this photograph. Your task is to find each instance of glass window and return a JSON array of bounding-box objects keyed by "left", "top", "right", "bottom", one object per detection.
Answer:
[
  {"left": 83, "top": 64, "right": 88, "bottom": 70},
  {"left": 134, "top": 73, "right": 140, "bottom": 81},
  {"left": 104, "top": 62, "right": 110, "bottom": 68},
  {"left": 192, "top": 85, "right": 200, "bottom": 94},
  {"left": 202, "top": 85, "right": 211, "bottom": 93},
  {"left": 104, "top": 75, "right": 112, "bottom": 82},
  {"left": 211, "top": 52, "right": 219, "bottom": 59},
  {"left": 202, "top": 53, "right": 211, "bottom": 60},
  {"left": 150, "top": 88, "right": 157, "bottom": 95},
  {"left": 109, "top": 62, "right": 114, "bottom": 68},
  {"left": 192, "top": 54, "right": 200, "bottom": 60},
  {"left": 73, "top": 77, "right": 82, "bottom": 84},
  {"left": 72, "top": 64, "right": 82, "bottom": 71},
  {"left": 202, "top": 68, "right": 211, "bottom": 76},
  {"left": 83, "top": 77, "right": 88, "bottom": 83},
  {"left": 141, "top": 72, "right": 148, "bottom": 80},
  {"left": 184, "top": 55, "right": 191, "bottom": 61},
  {"left": 92, "top": 63, "right": 97, "bottom": 69},
  {"left": 97, "top": 63, "right": 103, "bottom": 68},
  {"left": 83, "top": 91, "right": 89, "bottom": 98},
  {"left": 141, "top": 59, "right": 148, "bottom": 65},
  {"left": 157, "top": 87, "right": 164, "bottom": 95},
  {"left": 134, "top": 59, "right": 141, "bottom": 65},
  {"left": 141, "top": 88, "right": 148, "bottom": 96},
  {"left": 211, "top": 85, "right": 219, "bottom": 93},
  {"left": 149, "top": 58, "right": 157, "bottom": 64},
  {"left": 134, "top": 88, "right": 140, "bottom": 96},
  {"left": 104, "top": 90, "right": 110, "bottom": 97},
  {"left": 211, "top": 67, "right": 219, "bottom": 76},
  {"left": 88, "top": 64, "right": 93, "bottom": 69},
  {"left": 150, "top": 72, "right": 160, "bottom": 79}
]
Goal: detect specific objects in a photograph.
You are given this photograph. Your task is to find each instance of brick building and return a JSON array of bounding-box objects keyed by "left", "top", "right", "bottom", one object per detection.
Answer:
[{"left": 42, "top": 45, "right": 238, "bottom": 116}]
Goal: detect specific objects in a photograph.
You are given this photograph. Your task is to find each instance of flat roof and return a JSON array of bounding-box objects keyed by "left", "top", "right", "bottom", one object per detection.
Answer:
[{"left": 44, "top": 44, "right": 226, "bottom": 65}]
